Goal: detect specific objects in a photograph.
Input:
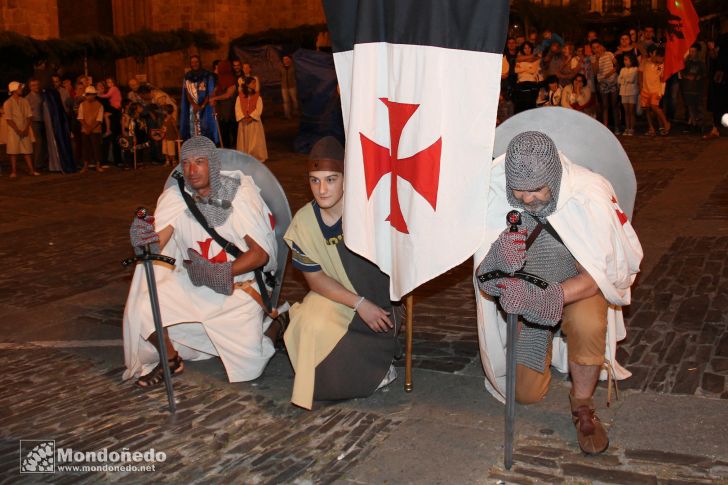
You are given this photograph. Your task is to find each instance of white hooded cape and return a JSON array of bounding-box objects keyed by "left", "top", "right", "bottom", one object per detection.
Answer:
[{"left": 474, "top": 153, "right": 643, "bottom": 402}]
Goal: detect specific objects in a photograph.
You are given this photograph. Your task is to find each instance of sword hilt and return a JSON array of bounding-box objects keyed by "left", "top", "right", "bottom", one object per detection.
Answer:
[
  {"left": 122, "top": 207, "right": 177, "bottom": 267},
  {"left": 507, "top": 210, "right": 522, "bottom": 233}
]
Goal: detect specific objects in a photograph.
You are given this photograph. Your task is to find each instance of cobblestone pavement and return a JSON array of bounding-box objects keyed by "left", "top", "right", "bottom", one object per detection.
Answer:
[
  {"left": 489, "top": 435, "right": 728, "bottom": 484},
  {"left": 618, "top": 236, "right": 728, "bottom": 398},
  {"left": 1, "top": 121, "right": 727, "bottom": 483},
  {"left": 698, "top": 173, "right": 728, "bottom": 220},
  {"left": 0, "top": 348, "right": 401, "bottom": 484}
]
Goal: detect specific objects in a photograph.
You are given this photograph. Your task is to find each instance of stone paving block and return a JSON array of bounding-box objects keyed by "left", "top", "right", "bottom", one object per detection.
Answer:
[
  {"left": 625, "top": 449, "right": 712, "bottom": 467},
  {"left": 700, "top": 372, "right": 725, "bottom": 395},
  {"left": 671, "top": 362, "right": 705, "bottom": 394},
  {"left": 632, "top": 167, "right": 684, "bottom": 211},
  {"left": 516, "top": 445, "right": 569, "bottom": 459},
  {"left": 696, "top": 173, "right": 728, "bottom": 220},
  {"left": 621, "top": 365, "right": 649, "bottom": 391},
  {"left": 663, "top": 479, "right": 723, "bottom": 485},
  {"left": 511, "top": 452, "right": 558, "bottom": 469},
  {"left": 716, "top": 333, "right": 728, "bottom": 358},
  {"left": 488, "top": 470, "right": 537, "bottom": 485},
  {"left": 561, "top": 463, "right": 659, "bottom": 484},
  {"left": 710, "top": 358, "right": 728, "bottom": 373}
]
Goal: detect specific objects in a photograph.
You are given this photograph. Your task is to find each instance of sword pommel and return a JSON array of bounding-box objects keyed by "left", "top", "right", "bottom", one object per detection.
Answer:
[{"left": 507, "top": 210, "right": 522, "bottom": 233}]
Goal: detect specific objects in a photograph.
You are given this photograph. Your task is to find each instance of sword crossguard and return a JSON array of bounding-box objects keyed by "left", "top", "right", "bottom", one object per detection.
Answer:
[
  {"left": 121, "top": 252, "right": 176, "bottom": 268},
  {"left": 121, "top": 253, "right": 177, "bottom": 267}
]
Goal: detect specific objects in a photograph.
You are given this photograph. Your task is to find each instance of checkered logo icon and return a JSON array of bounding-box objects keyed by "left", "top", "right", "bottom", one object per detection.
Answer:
[{"left": 19, "top": 440, "right": 55, "bottom": 473}]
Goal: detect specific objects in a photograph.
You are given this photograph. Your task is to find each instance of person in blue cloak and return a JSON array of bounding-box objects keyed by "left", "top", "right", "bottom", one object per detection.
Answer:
[
  {"left": 34, "top": 61, "right": 76, "bottom": 173},
  {"left": 180, "top": 55, "right": 219, "bottom": 145}
]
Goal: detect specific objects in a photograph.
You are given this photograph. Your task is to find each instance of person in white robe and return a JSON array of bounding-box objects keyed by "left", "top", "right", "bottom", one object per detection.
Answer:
[
  {"left": 3, "top": 81, "right": 38, "bottom": 178},
  {"left": 123, "top": 136, "right": 278, "bottom": 387},
  {"left": 235, "top": 77, "right": 268, "bottom": 162},
  {"left": 474, "top": 131, "right": 642, "bottom": 454}
]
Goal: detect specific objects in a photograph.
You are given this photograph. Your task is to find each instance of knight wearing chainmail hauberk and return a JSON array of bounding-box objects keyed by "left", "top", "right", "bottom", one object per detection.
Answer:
[
  {"left": 475, "top": 131, "right": 642, "bottom": 454},
  {"left": 122, "top": 136, "right": 278, "bottom": 388}
]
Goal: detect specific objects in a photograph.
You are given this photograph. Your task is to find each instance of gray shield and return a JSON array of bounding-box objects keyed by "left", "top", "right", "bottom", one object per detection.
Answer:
[
  {"left": 493, "top": 107, "right": 636, "bottom": 219},
  {"left": 165, "top": 149, "right": 292, "bottom": 308}
]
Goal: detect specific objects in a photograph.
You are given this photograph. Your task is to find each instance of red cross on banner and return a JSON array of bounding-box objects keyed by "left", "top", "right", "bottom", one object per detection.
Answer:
[
  {"left": 327, "top": 1, "right": 507, "bottom": 298},
  {"left": 360, "top": 98, "right": 442, "bottom": 234}
]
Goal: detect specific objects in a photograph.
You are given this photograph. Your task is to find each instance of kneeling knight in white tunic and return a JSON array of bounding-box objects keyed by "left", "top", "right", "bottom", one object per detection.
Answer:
[{"left": 123, "top": 136, "right": 278, "bottom": 387}]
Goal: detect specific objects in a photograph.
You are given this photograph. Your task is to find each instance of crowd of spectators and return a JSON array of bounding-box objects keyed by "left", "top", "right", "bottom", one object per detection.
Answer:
[
  {"left": 499, "top": 27, "right": 727, "bottom": 139},
  {"left": 0, "top": 53, "right": 298, "bottom": 177},
  {"left": 1, "top": 27, "right": 724, "bottom": 177}
]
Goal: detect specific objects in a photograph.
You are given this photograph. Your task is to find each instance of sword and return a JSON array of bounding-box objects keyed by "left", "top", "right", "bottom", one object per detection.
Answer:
[
  {"left": 122, "top": 207, "right": 178, "bottom": 413},
  {"left": 185, "top": 79, "right": 201, "bottom": 137},
  {"left": 213, "top": 109, "right": 223, "bottom": 148},
  {"left": 194, "top": 111, "right": 201, "bottom": 137},
  {"left": 503, "top": 209, "right": 522, "bottom": 470}
]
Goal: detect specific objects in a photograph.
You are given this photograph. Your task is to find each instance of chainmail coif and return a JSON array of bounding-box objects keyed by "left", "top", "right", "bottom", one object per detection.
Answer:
[
  {"left": 179, "top": 136, "right": 240, "bottom": 227},
  {"left": 505, "top": 131, "right": 562, "bottom": 218}
]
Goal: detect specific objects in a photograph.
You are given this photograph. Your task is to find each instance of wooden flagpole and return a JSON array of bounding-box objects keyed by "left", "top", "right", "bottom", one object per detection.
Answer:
[{"left": 405, "top": 294, "right": 414, "bottom": 392}]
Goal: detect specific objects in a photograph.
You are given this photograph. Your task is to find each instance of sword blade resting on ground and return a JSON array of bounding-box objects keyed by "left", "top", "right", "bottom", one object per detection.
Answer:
[
  {"left": 505, "top": 311, "right": 518, "bottom": 470},
  {"left": 122, "top": 207, "right": 177, "bottom": 413},
  {"left": 140, "top": 245, "right": 176, "bottom": 413},
  {"left": 504, "top": 209, "right": 522, "bottom": 470}
]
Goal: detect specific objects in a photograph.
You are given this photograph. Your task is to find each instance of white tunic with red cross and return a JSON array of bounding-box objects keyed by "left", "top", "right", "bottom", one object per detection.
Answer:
[
  {"left": 122, "top": 171, "right": 277, "bottom": 382},
  {"left": 474, "top": 153, "right": 643, "bottom": 402}
]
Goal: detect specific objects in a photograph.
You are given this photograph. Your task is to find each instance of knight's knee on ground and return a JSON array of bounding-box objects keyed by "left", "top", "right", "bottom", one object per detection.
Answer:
[
  {"left": 477, "top": 128, "right": 642, "bottom": 455},
  {"left": 123, "top": 136, "right": 282, "bottom": 386}
]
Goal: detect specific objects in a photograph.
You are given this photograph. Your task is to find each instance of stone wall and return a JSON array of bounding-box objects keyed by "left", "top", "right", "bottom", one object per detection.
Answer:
[
  {"left": 0, "top": 0, "right": 59, "bottom": 39},
  {"left": 113, "top": 0, "right": 326, "bottom": 90}
]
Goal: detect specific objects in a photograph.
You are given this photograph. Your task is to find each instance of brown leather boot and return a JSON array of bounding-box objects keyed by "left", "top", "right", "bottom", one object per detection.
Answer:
[{"left": 569, "top": 394, "right": 609, "bottom": 454}]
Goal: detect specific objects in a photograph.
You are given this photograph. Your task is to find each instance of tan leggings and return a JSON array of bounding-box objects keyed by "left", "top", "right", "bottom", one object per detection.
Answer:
[{"left": 515, "top": 292, "right": 608, "bottom": 404}]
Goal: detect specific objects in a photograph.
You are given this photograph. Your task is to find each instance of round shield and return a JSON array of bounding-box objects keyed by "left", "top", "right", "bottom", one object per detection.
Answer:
[
  {"left": 165, "top": 148, "right": 292, "bottom": 307},
  {"left": 493, "top": 107, "right": 636, "bottom": 219}
]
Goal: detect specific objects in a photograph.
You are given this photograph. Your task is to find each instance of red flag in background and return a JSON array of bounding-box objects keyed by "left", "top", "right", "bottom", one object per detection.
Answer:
[{"left": 663, "top": 0, "right": 700, "bottom": 81}]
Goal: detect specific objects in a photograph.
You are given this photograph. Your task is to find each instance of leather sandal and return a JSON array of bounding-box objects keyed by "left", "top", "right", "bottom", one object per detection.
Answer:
[
  {"left": 136, "top": 353, "right": 184, "bottom": 388},
  {"left": 569, "top": 394, "right": 609, "bottom": 454},
  {"left": 273, "top": 311, "right": 290, "bottom": 352}
]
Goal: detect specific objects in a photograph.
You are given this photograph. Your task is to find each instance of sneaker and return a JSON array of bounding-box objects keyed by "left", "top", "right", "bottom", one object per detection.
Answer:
[
  {"left": 623, "top": 129, "right": 633, "bottom": 136},
  {"left": 376, "top": 365, "right": 398, "bottom": 390},
  {"left": 613, "top": 128, "right": 623, "bottom": 136}
]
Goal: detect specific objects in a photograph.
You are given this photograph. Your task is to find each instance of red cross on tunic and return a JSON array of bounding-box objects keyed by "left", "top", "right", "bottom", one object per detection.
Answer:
[
  {"left": 360, "top": 98, "right": 442, "bottom": 234},
  {"left": 611, "top": 196, "right": 628, "bottom": 225},
  {"left": 197, "top": 238, "right": 228, "bottom": 263}
]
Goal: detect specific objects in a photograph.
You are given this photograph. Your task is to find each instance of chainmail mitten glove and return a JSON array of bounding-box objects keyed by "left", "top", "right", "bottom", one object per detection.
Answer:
[
  {"left": 130, "top": 216, "right": 160, "bottom": 255},
  {"left": 477, "top": 228, "right": 528, "bottom": 276},
  {"left": 183, "top": 248, "right": 234, "bottom": 296},
  {"left": 498, "top": 278, "right": 564, "bottom": 327}
]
